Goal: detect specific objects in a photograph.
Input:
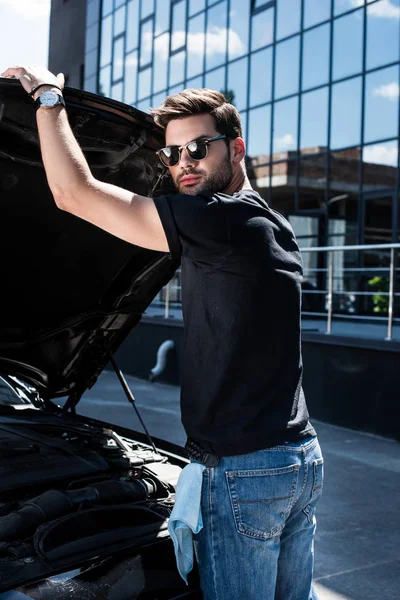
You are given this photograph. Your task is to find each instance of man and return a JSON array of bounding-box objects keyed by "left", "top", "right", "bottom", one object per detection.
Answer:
[{"left": 2, "top": 65, "right": 323, "bottom": 600}]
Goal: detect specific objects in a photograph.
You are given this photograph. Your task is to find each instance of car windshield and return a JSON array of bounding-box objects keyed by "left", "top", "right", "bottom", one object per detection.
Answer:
[{"left": 0, "top": 376, "right": 33, "bottom": 406}]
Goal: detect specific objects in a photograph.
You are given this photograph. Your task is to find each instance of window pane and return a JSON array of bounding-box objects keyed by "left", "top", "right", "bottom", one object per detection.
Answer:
[
  {"left": 168, "top": 83, "right": 184, "bottom": 95},
  {"left": 250, "top": 47, "right": 272, "bottom": 106},
  {"left": 155, "top": 0, "right": 171, "bottom": 34},
  {"left": 87, "top": 0, "right": 100, "bottom": 27},
  {"left": 251, "top": 7, "right": 274, "bottom": 51},
  {"left": 102, "top": 0, "right": 113, "bottom": 18},
  {"left": 169, "top": 51, "right": 185, "bottom": 86},
  {"left": 113, "top": 37, "right": 124, "bottom": 81},
  {"left": 364, "top": 66, "right": 400, "bottom": 143},
  {"left": 139, "top": 67, "right": 152, "bottom": 98},
  {"left": 187, "top": 14, "right": 205, "bottom": 78},
  {"left": 275, "top": 36, "right": 300, "bottom": 99},
  {"left": 99, "top": 65, "right": 111, "bottom": 98},
  {"left": 302, "top": 23, "right": 330, "bottom": 91},
  {"left": 240, "top": 110, "right": 247, "bottom": 144},
  {"left": 303, "top": 0, "right": 331, "bottom": 28},
  {"left": 273, "top": 96, "right": 298, "bottom": 154},
  {"left": 276, "top": 0, "right": 301, "bottom": 40},
  {"left": 153, "top": 33, "right": 169, "bottom": 92},
  {"left": 205, "top": 66, "right": 226, "bottom": 91},
  {"left": 114, "top": 6, "right": 125, "bottom": 36},
  {"left": 115, "top": 0, "right": 125, "bottom": 8},
  {"left": 189, "top": 0, "right": 205, "bottom": 15},
  {"left": 171, "top": 0, "right": 186, "bottom": 52},
  {"left": 227, "top": 58, "right": 248, "bottom": 111},
  {"left": 124, "top": 50, "right": 138, "bottom": 104},
  {"left": 298, "top": 157, "right": 327, "bottom": 212},
  {"left": 126, "top": 0, "right": 139, "bottom": 51},
  {"left": 86, "top": 23, "right": 99, "bottom": 53},
  {"left": 137, "top": 98, "right": 151, "bottom": 112},
  {"left": 141, "top": 0, "right": 154, "bottom": 19},
  {"left": 140, "top": 19, "right": 153, "bottom": 67},
  {"left": 187, "top": 75, "right": 204, "bottom": 88},
  {"left": 301, "top": 87, "right": 329, "bottom": 152},
  {"left": 229, "top": 0, "right": 250, "bottom": 60},
  {"left": 85, "top": 49, "right": 98, "bottom": 77},
  {"left": 333, "top": 10, "right": 364, "bottom": 81},
  {"left": 248, "top": 104, "right": 271, "bottom": 160},
  {"left": 366, "top": 2, "right": 400, "bottom": 70},
  {"left": 363, "top": 141, "right": 398, "bottom": 190},
  {"left": 111, "top": 82, "right": 123, "bottom": 102},
  {"left": 100, "top": 15, "right": 112, "bottom": 67},
  {"left": 206, "top": 0, "right": 228, "bottom": 70},
  {"left": 334, "top": 0, "right": 356, "bottom": 16},
  {"left": 152, "top": 91, "right": 166, "bottom": 107},
  {"left": 331, "top": 77, "right": 362, "bottom": 149}
]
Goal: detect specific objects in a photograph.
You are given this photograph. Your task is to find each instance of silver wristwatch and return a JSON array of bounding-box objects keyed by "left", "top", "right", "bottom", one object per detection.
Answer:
[{"left": 34, "top": 90, "right": 66, "bottom": 109}]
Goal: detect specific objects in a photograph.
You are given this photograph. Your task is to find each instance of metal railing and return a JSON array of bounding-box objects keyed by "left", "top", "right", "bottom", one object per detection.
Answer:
[{"left": 152, "top": 243, "right": 400, "bottom": 341}]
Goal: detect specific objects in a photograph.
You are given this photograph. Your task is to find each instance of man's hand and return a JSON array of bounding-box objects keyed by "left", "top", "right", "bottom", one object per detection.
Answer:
[{"left": 1, "top": 65, "right": 64, "bottom": 99}]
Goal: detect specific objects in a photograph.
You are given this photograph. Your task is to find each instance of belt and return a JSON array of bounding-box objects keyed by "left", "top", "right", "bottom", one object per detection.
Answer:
[{"left": 184, "top": 438, "right": 220, "bottom": 467}]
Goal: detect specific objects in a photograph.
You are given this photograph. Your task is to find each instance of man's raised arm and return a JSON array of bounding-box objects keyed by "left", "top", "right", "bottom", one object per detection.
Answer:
[{"left": 1, "top": 65, "right": 169, "bottom": 252}]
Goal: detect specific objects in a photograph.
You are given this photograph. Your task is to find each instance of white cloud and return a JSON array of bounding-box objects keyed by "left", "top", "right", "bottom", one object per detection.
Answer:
[
  {"left": 372, "top": 81, "right": 400, "bottom": 101},
  {"left": 363, "top": 143, "right": 398, "bottom": 167},
  {"left": 275, "top": 133, "right": 296, "bottom": 149},
  {"left": 351, "top": 0, "right": 400, "bottom": 18},
  {"left": 147, "top": 27, "right": 245, "bottom": 60},
  {"left": 0, "top": 0, "right": 50, "bottom": 19}
]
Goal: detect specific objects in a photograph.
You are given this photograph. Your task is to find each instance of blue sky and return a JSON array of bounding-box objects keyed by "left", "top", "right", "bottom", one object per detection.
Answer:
[{"left": 0, "top": 0, "right": 50, "bottom": 74}]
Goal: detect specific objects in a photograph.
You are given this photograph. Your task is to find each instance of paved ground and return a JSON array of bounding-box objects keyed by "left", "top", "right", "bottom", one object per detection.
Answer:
[{"left": 79, "top": 371, "right": 400, "bottom": 600}]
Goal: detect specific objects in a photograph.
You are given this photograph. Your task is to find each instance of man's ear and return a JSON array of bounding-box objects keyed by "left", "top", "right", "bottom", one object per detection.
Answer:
[{"left": 231, "top": 137, "right": 246, "bottom": 164}]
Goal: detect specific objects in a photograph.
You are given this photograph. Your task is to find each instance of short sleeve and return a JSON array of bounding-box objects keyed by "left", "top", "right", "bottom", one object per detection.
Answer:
[{"left": 153, "top": 193, "right": 230, "bottom": 263}]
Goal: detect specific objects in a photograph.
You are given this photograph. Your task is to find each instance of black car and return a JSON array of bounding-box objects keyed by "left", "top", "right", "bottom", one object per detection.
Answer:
[{"left": 0, "top": 79, "right": 200, "bottom": 599}]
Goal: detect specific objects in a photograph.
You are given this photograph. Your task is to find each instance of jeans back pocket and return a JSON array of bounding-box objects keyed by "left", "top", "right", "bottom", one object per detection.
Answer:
[{"left": 226, "top": 465, "right": 300, "bottom": 540}]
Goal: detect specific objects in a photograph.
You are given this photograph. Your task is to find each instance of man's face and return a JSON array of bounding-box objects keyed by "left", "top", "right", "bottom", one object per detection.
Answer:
[{"left": 164, "top": 113, "right": 233, "bottom": 195}]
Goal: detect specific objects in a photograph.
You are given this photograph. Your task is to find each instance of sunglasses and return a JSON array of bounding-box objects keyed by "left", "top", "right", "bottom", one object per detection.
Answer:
[{"left": 157, "top": 134, "right": 227, "bottom": 167}]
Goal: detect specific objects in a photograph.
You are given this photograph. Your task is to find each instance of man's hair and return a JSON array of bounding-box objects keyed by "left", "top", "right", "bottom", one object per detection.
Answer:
[{"left": 151, "top": 88, "right": 243, "bottom": 139}]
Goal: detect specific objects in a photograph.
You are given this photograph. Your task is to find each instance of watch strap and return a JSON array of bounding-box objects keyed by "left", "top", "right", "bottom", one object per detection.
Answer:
[{"left": 29, "top": 83, "right": 62, "bottom": 97}]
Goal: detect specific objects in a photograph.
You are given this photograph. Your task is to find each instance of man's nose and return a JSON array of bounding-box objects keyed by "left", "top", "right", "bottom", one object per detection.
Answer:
[{"left": 179, "top": 147, "right": 197, "bottom": 168}]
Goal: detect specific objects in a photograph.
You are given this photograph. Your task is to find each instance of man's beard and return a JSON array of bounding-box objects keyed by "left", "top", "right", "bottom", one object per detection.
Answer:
[{"left": 175, "top": 154, "right": 233, "bottom": 195}]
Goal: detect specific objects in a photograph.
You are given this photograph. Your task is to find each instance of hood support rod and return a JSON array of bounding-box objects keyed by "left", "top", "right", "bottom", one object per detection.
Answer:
[{"left": 105, "top": 346, "right": 158, "bottom": 455}]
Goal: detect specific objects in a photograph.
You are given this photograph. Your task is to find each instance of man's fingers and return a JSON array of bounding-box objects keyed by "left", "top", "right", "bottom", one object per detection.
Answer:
[{"left": 56, "top": 73, "right": 65, "bottom": 89}]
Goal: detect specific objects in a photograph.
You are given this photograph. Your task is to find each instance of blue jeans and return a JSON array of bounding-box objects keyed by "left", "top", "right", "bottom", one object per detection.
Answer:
[{"left": 193, "top": 437, "right": 323, "bottom": 600}]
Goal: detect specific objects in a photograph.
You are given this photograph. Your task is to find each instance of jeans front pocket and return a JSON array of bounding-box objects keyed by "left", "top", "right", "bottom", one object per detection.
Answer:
[{"left": 226, "top": 465, "right": 300, "bottom": 540}]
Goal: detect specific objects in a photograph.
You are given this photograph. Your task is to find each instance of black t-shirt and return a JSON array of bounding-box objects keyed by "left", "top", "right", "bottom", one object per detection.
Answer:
[{"left": 153, "top": 189, "right": 316, "bottom": 455}]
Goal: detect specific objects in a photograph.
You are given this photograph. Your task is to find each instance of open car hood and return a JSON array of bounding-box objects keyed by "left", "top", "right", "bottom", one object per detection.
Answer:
[{"left": 0, "top": 79, "right": 179, "bottom": 401}]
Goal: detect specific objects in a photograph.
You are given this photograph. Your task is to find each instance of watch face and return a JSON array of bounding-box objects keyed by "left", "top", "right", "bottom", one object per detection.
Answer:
[{"left": 39, "top": 91, "right": 60, "bottom": 107}]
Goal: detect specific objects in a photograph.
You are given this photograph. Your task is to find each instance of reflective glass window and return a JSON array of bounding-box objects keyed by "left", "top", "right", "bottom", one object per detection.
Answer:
[
  {"left": 169, "top": 83, "right": 184, "bottom": 94},
  {"left": 273, "top": 96, "right": 298, "bottom": 154},
  {"left": 331, "top": 77, "right": 362, "bottom": 149},
  {"left": 205, "top": 66, "right": 226, "bottom": 91},
  {"left": 84, "top": 75, "right": 97, "bottom": 93},
  {"left": 276, "top": 0, "right": 301, "bottom": 40},
  {"left": 248, "top": 104, "right": 271, "bottom": 160},
  {"left": 111, "top": 82, "right": 123, "bottom": 102},
  {"left": 206, "top": 0, "right": 228, "bottom": 71},
  {"left": 87, "top": 0, "right": 100, "bottom": 27},
  {"left": 155, "top": 0, "right": 171, "bottom": 34},
  {"left": 333, "top": 0, "right": 354, "bottom": 16},
  {"left": 187, "top": 13, "right": 205, "bottom": 78},
  {"left": 250, "top": 47, "right": 272, "bottom": 106},
  {"left": 140, "top": 18, "right": 153, "bottom": 67},
  {"left": 300, "top": 87, "right": 329, "bottom": 151},
  {"left": 139, "top": 67, "right": 152, "bottom": 98},
  {"left": 114, "top": 6, "right": 126, "bottom": 37},
  {"left": 112, "top": 37, "right": 124, "bottom": 81},
  {"left": 333, "top": 10, "right": 363, "bottom": 81},
  {"left": 141, "top": 0, "right": 154, "bottom": 19},
  {"left": 124, "top": 50, "right": 138, "bottom": 104},
  {"left": 126, "top": 0, "right": 139, "bottom": 51},
  {"left": 86, "top": 23, "right": 99, "bottom": 53},
  {"left": 115, "top": 0, "right": 125, "bottom": 7},
  {"left": 363, "top": 141, "right": 398, "bottom": 190},
  {"left": 171, "top": 0, "right": 186, "bottom": 52},
  {"left": 137, "top": 98, "right": 151, "bottom": 112},
  {"left": 169, "top": 51, "right": 185, "bottom": 86},
  {"left": 152, "top": 91, "right": 166, "bottom": 108},
  {"left": 251, "top": 7, "right": 274, "bottom": 51},
  {"left": 229, "top": 0, "right": 250, "bottom": 60},
  {"left": 102, "top": 0, "right": 113, "bottom": 18},
  {"left": 227, "top": 57, "right": 248, "bottom": 111},
  {"left": 189, "top": 0, "right": 206, "bottom": 15},
  {"left": 366, "top": 2, "right": 400, "bottom": 70},
  {"left": 364, "top": 66, "right": 399, "bottom": 143},
  {"left": 99, "top": 65, "right": 111, "bottom": 97},
  {"left": 302, "top": 23, "right": 330, "bottom": 91},
  {"left": 239, "top": 110, "right": 247, "bottom": 144},
  {"left": 85, "top": 49, "right": 98, "bottom": 78},
  {"left": 187, "top": 75, "right": 204, "bottom": 88},
  {"left": 275, "top": 36, "right": 300, "bottom": 99},
  {"left": 298, "top": 158, "right": 327, "bottom": 213},
  {"left": 100, "top": 15, "right": 113, "bottom": 67},
  {"left": 303, "top": 0, "right": 330, "bottom": 29},
  {"left": 153, "top": 33, "right": 169, "bottom": 92}
]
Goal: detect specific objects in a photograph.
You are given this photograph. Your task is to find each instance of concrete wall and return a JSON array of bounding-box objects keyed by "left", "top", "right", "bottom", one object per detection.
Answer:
[{"left": 48, "top": 0, "right": 86, "bottom": 88}]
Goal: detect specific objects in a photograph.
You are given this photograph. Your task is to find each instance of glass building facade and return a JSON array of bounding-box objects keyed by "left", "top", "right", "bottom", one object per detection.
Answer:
[{"left": 84, "top": 0, "right": 400, "bottom": 318}]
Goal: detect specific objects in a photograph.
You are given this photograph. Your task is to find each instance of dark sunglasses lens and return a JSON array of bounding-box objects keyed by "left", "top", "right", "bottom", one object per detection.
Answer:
[
  {"left": 187, "top": 140, "right": 207, "bottom": 161},
  {"left": 160, "top": 146, "right": 180, "bottom": 166}
]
